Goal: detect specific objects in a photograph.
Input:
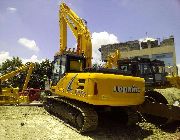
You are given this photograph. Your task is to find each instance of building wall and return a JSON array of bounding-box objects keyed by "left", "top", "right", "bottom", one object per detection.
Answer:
[{"left": 100, "top": 36, "right": 177, "bottom": 75}]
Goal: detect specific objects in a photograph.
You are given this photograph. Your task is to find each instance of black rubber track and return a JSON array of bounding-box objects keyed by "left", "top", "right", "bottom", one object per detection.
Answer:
[{"left": 43, "top": 96, "right": 98, "bottom": 133}]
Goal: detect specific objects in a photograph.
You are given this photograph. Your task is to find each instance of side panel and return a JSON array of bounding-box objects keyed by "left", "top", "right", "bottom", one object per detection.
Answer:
[
  {"left": 54, "top": 73, "right": 145, "bottom": 106},
  {"left": 86, "top": 73, "right": 145, "bottom": 106}
]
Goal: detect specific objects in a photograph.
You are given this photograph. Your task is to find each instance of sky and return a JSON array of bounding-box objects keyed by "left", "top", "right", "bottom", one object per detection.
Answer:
[{"left": 0, "top": 0, "right": 180, "bottom": 72}]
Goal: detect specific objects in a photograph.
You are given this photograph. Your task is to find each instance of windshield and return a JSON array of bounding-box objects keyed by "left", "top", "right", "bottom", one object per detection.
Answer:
[
  {"left": 53, "top": 56, "right": 66, "bottom": 75},
  {"left": 51, "top": 56, "right": 67, "bottom": 85},
  {"left": 53, "top": 59, "right": 60, "bottom": 74}
]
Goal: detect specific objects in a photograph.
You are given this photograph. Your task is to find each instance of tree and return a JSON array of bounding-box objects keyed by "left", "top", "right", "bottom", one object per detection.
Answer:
[{"left": 28, "top": 59, "right": 52, "bottom": 89}]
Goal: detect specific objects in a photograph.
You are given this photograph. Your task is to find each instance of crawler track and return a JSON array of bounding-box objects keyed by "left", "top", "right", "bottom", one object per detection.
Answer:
[{"left": 43, "top": 96, "right": 98, "bottom": 133}]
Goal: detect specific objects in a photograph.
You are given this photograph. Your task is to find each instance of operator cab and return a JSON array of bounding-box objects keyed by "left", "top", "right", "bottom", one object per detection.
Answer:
[
  {"left": 51, "top": 54, "right": 86, "bottom": 85},
  {"left": 118, "top": 57, "right": 166, "bottom": 88}
]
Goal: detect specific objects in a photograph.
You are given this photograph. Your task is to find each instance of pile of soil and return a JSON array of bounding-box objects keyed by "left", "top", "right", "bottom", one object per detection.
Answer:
[{"left": 155, "top": 87, "right": 180, "bottom": 105}]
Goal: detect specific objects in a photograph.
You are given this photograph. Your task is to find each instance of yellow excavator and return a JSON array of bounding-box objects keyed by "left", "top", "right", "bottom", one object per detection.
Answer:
[
  {"left": 0, "top": 63, "right": 34, "bottom": 105},
  {"left": 44, "top": 3, "right": 180, "bottom": 132},
  {"left": 103, "top": 50, "right": 121, "bottom": 69}
]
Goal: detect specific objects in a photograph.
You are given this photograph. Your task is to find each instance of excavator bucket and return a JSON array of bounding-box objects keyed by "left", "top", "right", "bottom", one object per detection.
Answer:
[{"left": 136, "top": 101, "right": 180, "bottom": 121}]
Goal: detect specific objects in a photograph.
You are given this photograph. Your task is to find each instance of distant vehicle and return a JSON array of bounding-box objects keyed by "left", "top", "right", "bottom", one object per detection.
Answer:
[
  {"left": 19, "top": 88, "right": 41, "bottom": 102},
  {"left": 0, "top": 63, "right": 34, "bottom": 105},
  {"left": 118, "top": 57, "right": 167, "bottom": 88}
]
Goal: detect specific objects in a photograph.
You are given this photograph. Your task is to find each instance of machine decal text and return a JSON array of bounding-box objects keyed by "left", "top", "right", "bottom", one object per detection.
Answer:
[{"left": 113, "top": 85, "right": 140, "bottom": 93}]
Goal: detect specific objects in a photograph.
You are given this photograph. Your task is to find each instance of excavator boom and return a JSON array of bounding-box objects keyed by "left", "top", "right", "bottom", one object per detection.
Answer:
[
  {"left": 59, "top": 3, "right": 92, "bottom": 67},
  {"left": 22, "top": 63, "right": 34, "bottom": 92},
  {"left": 0, "top": 65, "right": 28, "bottom": 82},
  {"left": 0, "top": 63, "right": 34, "bottom": 91},
  {"left": 0, "top": 63, "right": 35, "bottom": 105}
]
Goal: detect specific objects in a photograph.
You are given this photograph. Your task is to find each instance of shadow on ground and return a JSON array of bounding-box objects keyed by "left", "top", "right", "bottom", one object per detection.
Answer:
[
  {"left": 84, "top": 112, "right": 153, "bottom": 140},
  {"left": 159, "top": 121, "right": 180, "bottom": 133}
]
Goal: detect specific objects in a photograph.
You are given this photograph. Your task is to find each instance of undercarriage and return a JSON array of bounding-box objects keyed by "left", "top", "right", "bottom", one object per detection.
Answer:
[
  {"left": 43, "top": 96, "right": 98, "bottom": 132},
  {"left": 43, "top": 96, "right": 140, "bottom": 133},
  {"left": 43, "top": 90, "right": 180, "bottom": 133}
]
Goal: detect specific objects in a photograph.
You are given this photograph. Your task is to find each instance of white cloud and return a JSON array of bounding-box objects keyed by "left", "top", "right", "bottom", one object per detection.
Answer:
[
  {"left": 0, "top": 51, "right": 12, "bottom": 64},
  {"left": 18, "top": 38, "right": 39, "bottom": 52},
  {"left": 139, "top": 37, "right": 156, "bottom": 42},
  {"left": 7, "top": 7, "right": 17, "bottom": 13},
  {"left": 0, "top": 51, "right": 43, "bottom": 65},
  {"left": 22, "top": 55, "right": 44, "bottom": 64},
  {"left": 91, "top": 31, "right": 119, "bottom": 64}
]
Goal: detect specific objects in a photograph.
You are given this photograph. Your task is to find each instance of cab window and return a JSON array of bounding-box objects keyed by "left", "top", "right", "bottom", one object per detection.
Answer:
[{"left": 70, "top": 59, "right": 83, "bottom": 72}]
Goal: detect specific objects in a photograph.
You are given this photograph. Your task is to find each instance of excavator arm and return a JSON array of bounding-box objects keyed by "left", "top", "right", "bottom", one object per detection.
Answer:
[
  {"left": 22, "top": 63, "right": 34, "bottom": 92},
  {"left": 59, "top": 3, "right": 92, "bottom": 67},
  {"left": 0, "top": 65, "right": 28, "bottom": 82},
  {"left": 0, "top": 63, "right": 35, "bottom": 105},
  {"left": 0, "top": 63, "right": 34, "bottom": 91}
]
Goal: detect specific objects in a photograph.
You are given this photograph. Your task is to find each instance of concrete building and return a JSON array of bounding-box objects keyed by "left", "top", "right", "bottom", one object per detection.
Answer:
[{"left": 100, "top": 36, "right": 177, "bottom": 75}]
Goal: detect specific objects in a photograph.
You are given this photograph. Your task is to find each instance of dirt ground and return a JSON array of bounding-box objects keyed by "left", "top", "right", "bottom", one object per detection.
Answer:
[
  {"left": 0, "top": 88, "right": 180, "bottom": 140},
  {"left": 0, "top": 107, "right": 179, "bottom": 140}
]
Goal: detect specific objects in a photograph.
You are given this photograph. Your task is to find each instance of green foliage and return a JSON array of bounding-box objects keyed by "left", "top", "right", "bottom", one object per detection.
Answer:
[
  {"left": 28, "top": 59, "right": 52, "bottom": 89},
  {"left": 1, "top": 57, "right": 23, "bottom": 74}
]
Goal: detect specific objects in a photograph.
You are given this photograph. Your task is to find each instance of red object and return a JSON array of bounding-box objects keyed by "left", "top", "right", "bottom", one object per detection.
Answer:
[
  {"left": 19, "top": 89, "right": 41, "bottom": 102},
  {"left": 94, "top": 82, "right": 98, "bottom": 95}
]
